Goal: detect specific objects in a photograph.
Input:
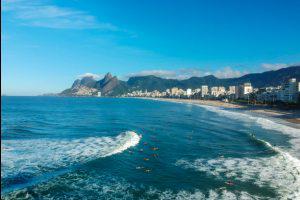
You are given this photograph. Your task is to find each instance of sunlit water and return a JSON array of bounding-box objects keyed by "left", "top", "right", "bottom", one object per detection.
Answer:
[{"left": 1, "top": 97, "right": 300, "bottom": 199}]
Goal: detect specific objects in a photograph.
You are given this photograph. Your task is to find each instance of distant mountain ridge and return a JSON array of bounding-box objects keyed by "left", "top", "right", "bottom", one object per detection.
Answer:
[
  {"left": 60, "top": 73, "right": 127, "bottom": 96},
  {"left": 60, "top": 66, "right": 300, "bottom": 96}
]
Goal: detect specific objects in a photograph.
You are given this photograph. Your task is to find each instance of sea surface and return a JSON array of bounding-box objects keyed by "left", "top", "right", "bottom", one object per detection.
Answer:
[{"left": 1, "top": 96, "right": 300, "bottom": 199}]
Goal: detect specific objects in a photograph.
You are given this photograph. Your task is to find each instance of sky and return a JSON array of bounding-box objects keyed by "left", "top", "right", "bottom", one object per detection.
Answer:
[{"left": 2, "top": 0, "right": 300, "bottom": 95}]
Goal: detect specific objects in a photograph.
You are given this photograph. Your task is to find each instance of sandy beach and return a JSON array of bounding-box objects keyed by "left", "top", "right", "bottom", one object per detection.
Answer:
[{"left": 141, "top": 97, "right": 300, "bottom": 125}]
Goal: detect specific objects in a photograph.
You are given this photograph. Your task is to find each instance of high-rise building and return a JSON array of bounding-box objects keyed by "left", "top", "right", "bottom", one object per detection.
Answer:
[
  {"left": 235, "top": 83, "right": 253, "bottom": 99},
  {"left": 210, "top": 86, "right": 226, "bottom": 97},
  {"left": 243, "top": 83, "right": 253, "bottom": 95},
  {"left": 279, "top": 78, "right": 298, "bottom": 103},
  {"left": 210, "top": 87, "right": 219, "bottom": 97},
  {"left": 186, "top": 88, "right": 192, "bottom": 96},
  {"left": 218, "top": 87, "right": 226, "bottom": 96},
  {"left": 171, "top": 87, "right": 179, "bottom": 96},
  {"left": 201, "top": 85, "right": 208, "bottom": 97},
  {"left": 228, "top": 86, "right": 236, "bottom": 95}
]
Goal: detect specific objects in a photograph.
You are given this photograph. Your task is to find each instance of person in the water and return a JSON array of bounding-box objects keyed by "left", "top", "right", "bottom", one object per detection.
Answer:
[{"left": 225, "top": 180, "right": 234, "bottom": 186}]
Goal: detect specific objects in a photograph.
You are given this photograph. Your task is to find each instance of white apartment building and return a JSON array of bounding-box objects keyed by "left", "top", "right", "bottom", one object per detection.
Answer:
[
  {"left": 235, "top": 83, "right": 253, "bottom": 99},
  {"left": 279, "top": 78, "right": 298, "bottom": 103},
  {"left": 201, "top": 85, "right": 209, "bottom": 97},
  {"left": 210, "top": 86, "right": 226, "bottom": 97},
  {"left": 219, "top": 87, "right": 226, "bottom": 95},
  {"left": 178, "top": 89, "right": 185, "bottom": 96},
  {"left": 228, "top": 86, "right": 236, "bottom": 95},
  {"left": 210, "top": 87, "right": 219, "bottom": 97},
  {"left": 186, "top": 88, "right": 192, "bottom": 97},
  {"left": 244, "top": 83, "right": 253, "bottom": 94},
  {"left": 171, "top": 87, "right": 179, "bottom": 96}
]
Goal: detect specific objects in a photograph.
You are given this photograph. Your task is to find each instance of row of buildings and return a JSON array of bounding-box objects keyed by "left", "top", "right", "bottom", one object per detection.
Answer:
[
  {"left": 256, "top": 78, "right": 299, "bottom": 104},
  {"left": 122, "top": 78, "right": 300, "bottom": 104}
]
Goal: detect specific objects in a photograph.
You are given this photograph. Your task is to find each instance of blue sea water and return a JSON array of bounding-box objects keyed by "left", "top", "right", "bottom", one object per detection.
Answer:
[{"left": 1, "top": 96, "right": 300, "bottom": 199}]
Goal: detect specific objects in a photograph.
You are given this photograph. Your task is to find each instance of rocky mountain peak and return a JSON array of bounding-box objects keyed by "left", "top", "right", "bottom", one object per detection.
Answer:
[{"left": 103, "top": 73, "right": 113, "bottom": 81}]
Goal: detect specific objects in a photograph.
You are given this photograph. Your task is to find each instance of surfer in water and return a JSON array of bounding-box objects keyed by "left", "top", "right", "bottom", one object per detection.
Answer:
[{"left": 225, "top": 180, "right": 234, "bottom": 186}]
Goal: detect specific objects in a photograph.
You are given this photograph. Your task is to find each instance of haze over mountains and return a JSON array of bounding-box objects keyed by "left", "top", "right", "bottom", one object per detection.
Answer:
[{"left": 60, "top": 66, "right": 300, "bottom": 96}]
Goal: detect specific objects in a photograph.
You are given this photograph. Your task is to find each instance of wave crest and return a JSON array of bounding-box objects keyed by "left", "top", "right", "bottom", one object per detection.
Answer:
[
  {"left": 176, "top": 136, "right": 300, "bottom": 199},
  {"left": 1, "top": 131, "right": 141, "bottom": 180}
]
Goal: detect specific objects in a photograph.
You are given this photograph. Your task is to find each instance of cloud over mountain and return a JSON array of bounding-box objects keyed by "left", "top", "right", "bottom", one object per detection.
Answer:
[
  {"left": 261, "top": 63, "right": 288, "bottom": 71},
  {"left": 78, "top": 73, "right": 102, "bottom": 80},
  {"left": 127, "top": 67, "right": 247, "bottom": 80}
]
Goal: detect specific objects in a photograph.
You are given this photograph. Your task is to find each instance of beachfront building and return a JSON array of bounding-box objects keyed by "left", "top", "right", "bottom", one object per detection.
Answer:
[
  {"left": 243, "top": 83, "right": 253, "bottom": 95},
  {"left": 97, "top": 91, "right": 102, "bottom": 97},
  {"left": 171, "top": 87, "right": 179, "bottom": 96},
  {"left": 256, "top": 79, "right": 299, "bottom": 104},
  {"left": 256, "top": 87, "right": 279, "bottom": 103},
  {"left": 178, "top": 89, "right": 185, "bottom": 96},
  {"left": 166, "top": 89, "right": 171, "bottom": 96},
  {"left": 219, "top": 87, "right": 226, "bottom": 96},
  {"left": 201, "top": 85, "right": 209, "bottom": 98},
  {"left": 235, "top": 83, "right": 253, "bottom": 99},
  {"left": 210, "top": 87, "right": 219, "bottom": 97},
  {"left": 278, "top": 78, "right": 298, "bottom": 103},
  {"left": 210, "top": 86, "right": 226, "bottom": 97},
  {"left": 186, "top": 88, "right": 192, "bottom": 97},
  {"left": 226, "top": 86, "right": 236, "bottom": 100},
  {"left": 228, "top": 86, "right": 236, "bottom": 95}
]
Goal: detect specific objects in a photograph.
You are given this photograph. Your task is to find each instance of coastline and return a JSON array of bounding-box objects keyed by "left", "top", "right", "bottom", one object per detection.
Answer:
[{"left": 139, "top": 97, "right": 300, "bottom": 126}]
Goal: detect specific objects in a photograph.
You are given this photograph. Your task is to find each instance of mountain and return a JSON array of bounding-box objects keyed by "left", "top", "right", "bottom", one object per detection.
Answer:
[
  {"left": 71, "top": 76, "right": 97, "bottom": 88},
  {"left": 95, "top": 73, "right": 125, "bottom": 95},
  {"left": 126, "top": 66, "right": 300, "bottom": 91},
  {"left": 60, "top": 66, "right": 300, "bottom": 96},
  {"left": 60, "top": 73, "right": 127, "bottom": 96},
  {"left": 127, "top": 75, "right": 181, "bottom": 91},
  {"left": 223, "top": 66, "right": 300, "bottom": 88}
]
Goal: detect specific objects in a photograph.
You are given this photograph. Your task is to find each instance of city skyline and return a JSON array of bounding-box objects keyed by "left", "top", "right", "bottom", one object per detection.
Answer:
[{"left": 2, "top": 0, "right": 300, "bottom": 95}]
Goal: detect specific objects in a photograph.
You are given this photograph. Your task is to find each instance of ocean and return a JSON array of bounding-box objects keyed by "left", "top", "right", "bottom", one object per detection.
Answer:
[{"left": 1, "top": 96, "right": 300, "bottom": 199}]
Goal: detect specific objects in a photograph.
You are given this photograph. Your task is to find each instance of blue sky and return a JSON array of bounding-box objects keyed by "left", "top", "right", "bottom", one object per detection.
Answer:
[{"left": 2, "top": 0, "right": 300, "bottom": 95}]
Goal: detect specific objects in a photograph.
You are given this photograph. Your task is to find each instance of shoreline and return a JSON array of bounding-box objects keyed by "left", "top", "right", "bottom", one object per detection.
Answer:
[{"left": 139, "top": 97, "right": 300, "bottom": 126}]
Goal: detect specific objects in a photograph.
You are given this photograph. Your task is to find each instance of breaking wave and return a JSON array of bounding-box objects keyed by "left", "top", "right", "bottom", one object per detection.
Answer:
[
  {"left": 176, "top": 135, "right": 300, "bottom": 199},
  {"left": 1, "top": 131, "right": 141, "bottom": 181},
  {"left": 193, "top": 104, "right": 300, "bottom": 157},
  {"left": 1, "top": 172, "right": 268, "bottom": 200}
]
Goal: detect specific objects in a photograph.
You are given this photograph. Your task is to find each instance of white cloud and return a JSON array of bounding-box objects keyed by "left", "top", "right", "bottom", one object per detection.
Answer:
[
  {"left": 2, "top": 0, "right": 119, "bottom": 30},
  {"left": 127, "top": 70, "right": 177, "bottom": 79},
  {"left": 127, "top": 67, "right": 247, "bottom": 80},
  {"left": 176, "top": 68, "right": 205, "bottom": 79},
  {"left": 214, "top": 66, "right": 246, "bottom": 79},
  {"left": 127, "top": 69, "right": 210, "bottom": 80},
  {"left": 261, "top": 63, "right": 288, "bottom": 71},
  {"left": 78, "top": 73, "right": 102, "bottom": 80}
]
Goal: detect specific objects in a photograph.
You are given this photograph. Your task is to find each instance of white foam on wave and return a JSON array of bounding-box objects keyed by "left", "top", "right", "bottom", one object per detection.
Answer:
[
  {"left": 157, "top": 100, "right": 300, "bottom": 198},
  {"left": 150, "top": 188, "right": 262, "bottom": 200},
  {"left": 1, "top": 131, "right": 141, "bottom": 179},
  {"left": 2, "top": 171, "right": 265, "bottom": 200},
  {"left": 176, "top": 138, "right": 300, "bottom": 199},
  {"left": 192, "top": 104, "right": 300, "bottom": 158}
]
